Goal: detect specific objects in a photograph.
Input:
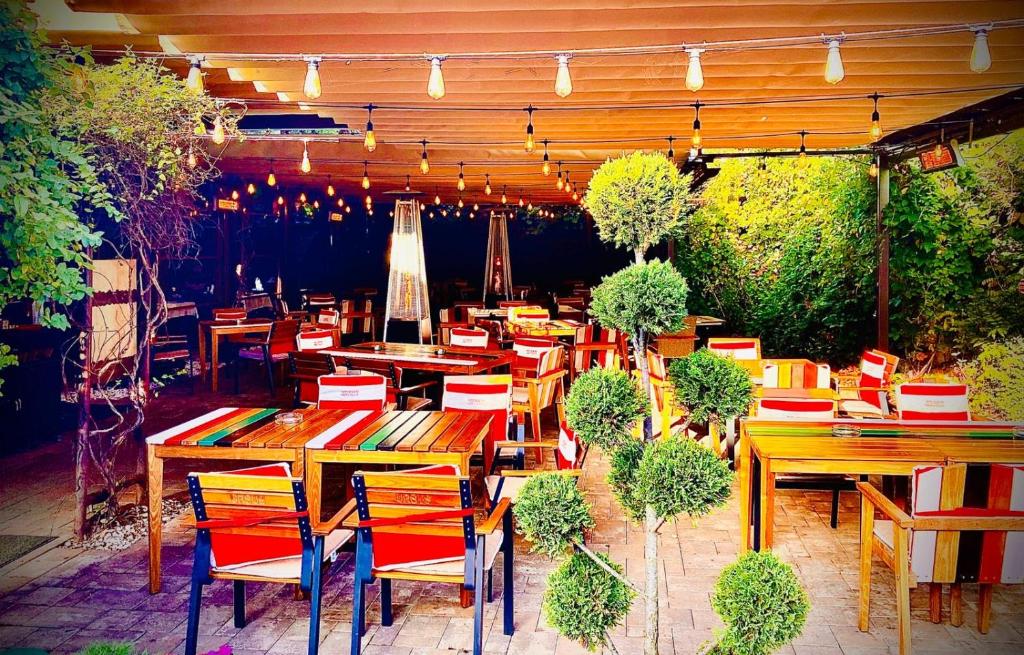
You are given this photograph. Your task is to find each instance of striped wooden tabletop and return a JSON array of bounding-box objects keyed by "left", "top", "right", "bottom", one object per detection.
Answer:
[
  {"left": 743, "top": 417, "right": 1021, "bottom": 439},
  {"left": 750, "top": 436, "right": 949, "bottom": 462}
]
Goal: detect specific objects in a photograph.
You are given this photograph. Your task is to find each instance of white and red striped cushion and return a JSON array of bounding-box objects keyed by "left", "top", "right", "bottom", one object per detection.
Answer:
[
  {"left": 896, "top": 383, "right": 971, "bottom": 421},
  {"left": 307, "top": 294, "right": 335, "bottom": 307},
  {"left": 450, "top": 327, "right": 489, "bottom": 349},
  {"left": 556, "top": 422, "right": 579, "bottom": 471},
  {"left": 708, "top": 339, "right": 760, "bottom": 361},
  {"left": 755, "top": 397, "right": 835, "bottom": 420},
  {"left": 513, "top": 336, "right": 557, "bottom": 373},
  {"left": 442, "top": 375, "right": 511, "bottom": 471},
  {"left": 317, "top": 307, "right": 340, "bottom": 327},
  {"left": 213, "top": 308, "right": 246, "bottom": 321},
  {"left": 317, "top": 373, "right": 387, "bottom": 411},
  {"left": 296, "top": 329, "right": 334, "bottom": 352}
]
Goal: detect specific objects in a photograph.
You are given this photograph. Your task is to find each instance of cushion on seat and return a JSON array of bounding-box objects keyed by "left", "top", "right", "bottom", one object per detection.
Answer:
[
  {"left": 485, "top": 475, "right": 528, "bottom": 503},
  {"left": 375, "top": 530, "right": 504, "bottom": 576},
  {"left": 212, "top": 528, "right": 353, "bottom": 579},
  {"left": 239, "top": 347, "right": 288, "bottom": 362}
]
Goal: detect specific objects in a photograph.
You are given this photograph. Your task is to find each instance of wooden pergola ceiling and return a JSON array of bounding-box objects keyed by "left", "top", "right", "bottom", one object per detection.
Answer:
[{"left": 42, "top": 0, "right": 1024, "bottom": 203}]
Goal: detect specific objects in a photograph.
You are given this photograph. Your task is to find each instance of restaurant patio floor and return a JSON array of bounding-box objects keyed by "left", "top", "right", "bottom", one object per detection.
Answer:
[{"left": 0, "top": 383, "right": 1022, "bottom": 655}]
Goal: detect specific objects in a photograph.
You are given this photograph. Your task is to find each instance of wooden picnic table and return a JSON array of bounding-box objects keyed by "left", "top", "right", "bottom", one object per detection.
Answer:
[
  {"left": 196, "top": 318, "right": 273, "bottom": 392},
  {"left": 144, "top": 406, "right": 486, "bottom": 593},
  {"left": 738, "top": 417, "right": 1023, "bottom": 553},
  {"left": 324, "top": 341, "right": 515, "bottom": 375}
]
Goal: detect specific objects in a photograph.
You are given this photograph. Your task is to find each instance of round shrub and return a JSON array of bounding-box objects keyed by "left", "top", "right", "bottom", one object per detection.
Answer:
[
  {"left": 957, "top": 338, "right": 1024, "bottom": 422},
  {"left": 668, "top": 349, "right": 754, "bottom": 427},
  {"left": 543, "top": 551, "right": 634, "bottom": 652},
  {"left": 590, "top": 260, "right": 689, "bottom": 340},
  {"left": 513, "top": 473, "right": 595, "bottom": 559},
  {"left": 710, "top": 551, "right": 809, "bottom": 655},
  {"left": 636, "top": 435, "right": 733, "bottom": 521},
  {"left": 606, "top": 437, "right": 646, "bottom": 521},
  {"left": 565, "top": 368, "right": 647, "bottom": 450}
]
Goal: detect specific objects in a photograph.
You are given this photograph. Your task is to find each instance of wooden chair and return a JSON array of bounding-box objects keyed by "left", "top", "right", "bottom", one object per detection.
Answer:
[
  {"left": 184, "top": 463, "right": 354, "bottom": 655},
  {"left": 571, "top": 323, "right": 628, "bottom": 380},
  {"left": 233, "top": 319, "right": 301, "bottom": 394},
  {"left": 288, "top": 351, "right": 336, "bottom": 407},
  {"left": 498, "top": 300, "right": 528, "bottom": 309},
  {"left": 511, "top": 335, "right": 558, "bottom": 376},
  {"left": 653, "top": 316, "right": 698, "bottom": 358},
  {"left": 316, "top": 307, "right": 340, "bottom": 328},
  {"left": 858, "top": 463, "right": 1024, "bottom": 655},
  {"left": 335, "top": 355, "right": 434, "bottom": 410},
  {"left": 453, "top": 301, "right": 485, "bottom": 323},
  {"left": 896, "top": 383, "right": 971, "bottom": 421},
  {"left": 707, "top": 337, "right": 763, "bottom": 381},
  {"left": 512, "top": 345, "right": 567, "bottom": 446},
  {"left": 317, "top": 373, "right": 388, "bottom": 411},
  {"left": 339, "top": 299, "right": 374, "bottom": 343},
  {"left": 836, "top": 349, "right": 900, "bottom": 418},
  {"left": 436, "top": 307, "right": 469, "bottom": 346},
  {"left": 647, "top": 350, "right": 686, "bottom": 440},
  {"left": 486, "top": 421, "right": 586, "bottom": 504},
  {"left": 149, "top": 327, "right": 194, "bottom": 392},
  {"left": 295, "top": 328, "right": 335, "bottom": 352},
  {"left": 304, "top": 292, "right": 337, "bottom": 310},
  {"left": 761, "top": 361, "right": 831, "bottom": 392},
  {"left": 441, "top": 374, "right": 513, "bottom": 474},
  {"left": 212, "top": 307, "right": 247, "bottom": 321},
  {"left": 349, "top": 465, "right": 514, "bottom": 655},
  {"left": 449, "top": 327, "right": 489, "bottom": 349}
]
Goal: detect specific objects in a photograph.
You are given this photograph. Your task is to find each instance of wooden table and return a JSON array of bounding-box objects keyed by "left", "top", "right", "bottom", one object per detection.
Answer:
[
  {"left": 324, "top": 341, "right": 515, "bottom": 375},
  {"left": 507, "top": 319, "right": 582, "bottom": 338},
  {"left": 197, "top": 319, "right": 272, "bottom": 392}
]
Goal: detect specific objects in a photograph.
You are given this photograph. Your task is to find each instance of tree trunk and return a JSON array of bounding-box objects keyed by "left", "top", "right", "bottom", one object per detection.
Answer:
[
  {"left": 632, "top": 333, "right": 653, "bottom": 442},
  {"left": 634, "top": 248, "right": 645, "bottom": 265},
  {"left": 644, "top": 503, "right": 659, "bottom": 655}
]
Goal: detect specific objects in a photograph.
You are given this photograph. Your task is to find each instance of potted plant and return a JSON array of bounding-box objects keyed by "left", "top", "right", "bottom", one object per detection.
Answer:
[{"left": 667, "top": 348, "right": 755, "bottom": 456}]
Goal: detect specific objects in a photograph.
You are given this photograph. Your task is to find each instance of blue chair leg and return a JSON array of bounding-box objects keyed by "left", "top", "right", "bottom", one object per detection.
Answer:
[
  {"left": 381, "top": 578, "right": 393, "bottom": 627},
  {"left": 184, "top": 579, "right": 204, "bottom": 655},
  {"left": 233, "top": 580, "right": 246, "bottom": 628},
  {"left": 350, "top": 578, "right": 365, "bottom": 655},
  {"left": 503, "top": 513, "right": 515, "bottom": 636},
  {"left": 472, "top": 547, "right": 485, "bottom": 655},
  {"left": 359, "top": 581, "right": 368, "bottom": 635},
  {"left": 487, "top": 569, "right": 493, "bottom": 603},
  {"left": 308, "top": 556, "right": 324, "bottom": 655}
]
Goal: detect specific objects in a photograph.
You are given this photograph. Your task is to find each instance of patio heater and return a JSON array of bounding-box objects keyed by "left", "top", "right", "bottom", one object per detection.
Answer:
[
  {"left": 383, "top": 191, "right": 432, "bottom": 343},
  {"left": 483, "top": 209, "right": 513, "bottom": 302}
]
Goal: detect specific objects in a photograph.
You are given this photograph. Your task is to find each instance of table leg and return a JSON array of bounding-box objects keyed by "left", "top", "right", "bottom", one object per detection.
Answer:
[
  {"left": 738, "top": 434, "right": 752, "bottom": 554},
  {"left": 197, "top": 324, "right": 207, "bottom": 382},
  {"left": 211, "top": 333, "right": 220, "bottom": 393},
  {"left": 758, "top": 458, "right": 775, "bottom": 550},
  {"left": 147, "top": 446, "right": 164, "bottom": 594},
  {"left": 306, "top": 456, "right": 322, "bottom": 526}
]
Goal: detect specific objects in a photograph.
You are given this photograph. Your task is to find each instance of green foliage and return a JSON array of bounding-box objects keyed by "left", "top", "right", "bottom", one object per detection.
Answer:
[
  {"left": 708, "top": 551, "right": 809, "bottom": 655},
  {"left": 583, "top": 151, "right": 694, "bottom": 260},
  {"left": 76, "top": 643, "right": 136, "bottom": 655},
  {"left": 635, "top": 435, "right": 733, "bottom": 522},
  {"left": 606, "top": 437, "right": 646, "bottom": 521},
  {"left": 565, "top": 368, "right": 647, "bottom": 450},
  {"left": 512, "top": 474, "right": 595, "bottom": 559},
  {"left": 668, "top": 349, "right": 754, "bottom": 427},
  {"left": 589, "top": 259, "right": 689, "bottom": 344},
  {"left": 543, "top": 551, "right": 634, "bottom": 652},
  {"left": 956, "top": 338, "right": 1024, "bottom": 422}
]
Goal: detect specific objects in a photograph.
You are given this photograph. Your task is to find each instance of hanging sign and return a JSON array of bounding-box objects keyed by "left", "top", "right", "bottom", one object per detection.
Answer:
[
  {"left": 216, "top": 198, "right": 239, "bottom": 211},
  {"left": 919, "top": 143, "right": 964, "bottom": 173},
  {"left": 329, "top": 211, "right": 344, "bottom": 222}
]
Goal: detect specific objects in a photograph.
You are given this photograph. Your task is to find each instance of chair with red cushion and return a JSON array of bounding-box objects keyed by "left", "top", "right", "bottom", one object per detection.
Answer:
[
  {"left": 708, "top": 337, "right": 763, "bottom": 381},
  {"left": 441, "top": 374, "right": 512, "bottom": 474},
  {"left": 317, "top": 373, "right": 388, "bottom": 411},
  {"left": 212, "top": 307, "right": 247, "bottom": 321},
  {"left": 296, "top": 328, "right": 335, "bottom": 352},
  {"left": 512, "top": 346, "right": 567, "bottom": 448},
  {"left": 486, "top": 421, "right": 587, "bottom": 505},
  {"left": 233, "top": 319, "right": 301, "bottom": 395},
  {"left": 896, "top": 383, "right": 971, "bottom": 421},
  {"left": 836, "top": 349, "right": 900, "bottom": 418},
  {"left": 571, "top": 323, "right": 627, "bottom": 380},
  {"left": 511, "top": 335, "right": 558, "bottom": 377},
  {"left": 349, "top": 465, "right": 513, "bottom": 655},
  {"left": 449, "top": 327, "right": 489, "bottom": 349},
  {"left": 184, "top": 463, "right": 354, "bottom": 655},
  {"left": 304, "top": 292, "right": 337, "bottom": 310},
  {"left": 288, "top": 351, "right": 337, "bottom": 407},
  {"left": 316, "top": 307, "right": 340, "bottom": 328},
  {"left": 339, "top": 299, "right": 375, "bottom": 343}
]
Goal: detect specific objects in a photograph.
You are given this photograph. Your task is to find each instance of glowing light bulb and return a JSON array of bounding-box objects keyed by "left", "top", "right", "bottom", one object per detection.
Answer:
[
  {"left": 363, "top": 105, "right": 376, "bottom": 152},
  {"left": 524, "top": 107, "right": 535, "bottom": 153},
  {"left": 362, "top": 162, "right": 370, "bottom": 190},
  {"left": 527, "top": 201, "right": 533, "bottom": 211},
  {"left": 304, "top": 58, "right": 322, "bottom": 100},
  {"left": 542, "top": 158, "right": 551, "bottom": 176},
  {"left": 277, "top": 195, "right": 285, "bottom": 206},
  {"left": 691, "top": 103, "right": 703, "bottom": 148},
  {"left": 267, "top": 169, "right": 276, "bottom": 187},
  {"left": 301, "top": 142, "right": 311, "bottom": 173},
  {"left": 485, "top": 174, "right": 492, "bottom": 195},
  {"left": 366, "top": 195, "right": 372, "bottom": 206},
  {"left": 435, "top": 193, "right": 441, "bottom": 205},
  {"left": 186, "top": 57, "right": 204, "bottom": 94},
  {"left": 518, "top": 196, "right": 524, "bottom": 207},
  {"left": 458, "top": 198, "right": 464, "bottom": 208},
  {"left": 427, "top": 57, "right": 445, "bottom": 100},
  {"left": 556, "top": 171, "right": 564, "bottom": 191},
  {"left": 824, "top": 39, "right": 845, "bottom": 84},
  {"left": 313, "top": 200, "right": 320, "bottom": 209},
  {"left": 469, "top": 212, "right": 475, "bottom": 219},
  {"left": 345, "top": 205, "right": 351, "bottom": 213},
  {"left": 501, "top": 191, "right": 507, "bottom": 205},
  {"left": 405, "top": 175, "right": 411, "bottom": 192},
  {"left": 554, "top": 54, "right": 572, "bottom": 97},
  {"left": 327, "top": 180, "right": 335, "bottom": 197},
  {"left": 970, "top": 28, "right": 992, "bottom": 72},
  {"left": 338, "top": 198, "right": 344, "bottom": 207},
  {"left": 473, "top": 203, "right": 479, "bottom": 211},
  {"left": 457, "top": 163, "right": 466, "bottom": 191},
  {"left": 572, "top": 190, "right": 579, "bottom": 201},
  {"left": 685, "top": 49, "right": 704, "bottom": 92},
  {"left": 870, "top": 113, "right": 882, "bottom": 140},
  {"left": 299, "top": 192, "right": 307, "bottom": 203},
  {"left": 869, "top": 162, "right": 878, "bottom": 178},
  {"left": 187, "top": 149, "right": 197, "bottom": 168},
  {"left": 211, "top": 116, "right": 225, "bottom": 145},
  {"left": 420, "top": 141, "right": 430, "bottom": 174},
  {"left": 247, "top": 182, "right": 255, "bottom": 195},
  {"left": 229, "top": 189, "right": 238, "bottom": 200}
]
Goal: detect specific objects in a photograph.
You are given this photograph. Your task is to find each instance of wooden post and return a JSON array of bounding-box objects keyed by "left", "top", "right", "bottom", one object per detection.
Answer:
[{"left": 876, "top": 153, "right": 891, "bottom": 351}]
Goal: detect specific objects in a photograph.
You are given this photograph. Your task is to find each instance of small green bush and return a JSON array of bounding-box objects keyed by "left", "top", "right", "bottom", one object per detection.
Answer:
[
  {"left": 957, "top": 338, "right": 1024, "bottom": 422},
  {"left": 709, "top": 551, "right": 809, "bottom": 655},
  {"left": 513, "top": 473, "right": 595, "bottom": 558},
  {"left": 606, "top": 437, "right": 646, "bottom": 521},
  {"left": 668, "top": 349, "right": 754, "bottom": 427},
  {"left": 636, "top": 435, "right": 733, "bottom": 521},
  {"left": 565, "top": 368, "right": 647, "bottom": 450},
  {"left": 589, "top": 260, "right": 689, "bottom": 341},
  {"left": 76, "top": 643, "right": 136, "bottom": 655},
  {"left": 543, "top": 551, "right": 634, "bottom": 652}
]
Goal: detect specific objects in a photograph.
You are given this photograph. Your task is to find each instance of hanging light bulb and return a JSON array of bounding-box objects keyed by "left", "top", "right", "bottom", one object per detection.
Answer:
[
  {"left": 485, "top": 173, "right": 492, "bottom": 195},
  {"left": 434, "top": 188, "right": 441, "bottom": 205},
  {"left": 344, "top": 205, "right": 351, "bottom": 214},
  {"left": 313, "top": 199, "right": 320, "bottom": 209},
  {"left": 185, "top": 57, "right": 204, "bottom": 94},
  {"left": 366, "top": 194, "right": 372, "bottom": 206},
  {"left": 684, "top": 48, "right": 704, "bottom": 92},
  {"left": 427, "top": 56, "right": 446, "bottom": 100},
  {"left": 572, "top": 188, "right": 579, "bottom": 202},
  {"left": 303, "top": 57, "right": 322, "bottom": 100},
  {"left": 556, "top": 162, "right": 564, "bottom": 190},
  {"left": 869, "top": 93, "right": 883, "bottom": 141},
  {"left": 473, "top": 203, "right": 479, "bottom": 211},
  {"left": 299, "top": 192, "right": 307, "bottom": 203},
  {"left": 501, "top": 185, "right": 507, "bottom": 204},
  {"left": 869, "top": 161, "right": 878, "bottom": 178},
  {"left": 405, "top": 175, "right": 411, "bottom": 192},
  {"left": 691, "top": 101, "right": 703, "bottom": 148},
  {"left": 419, "top": 140, "right": 430, "bottom": 174},
  {"left": 798, "top": 130, "right": 808, "bottom": 159},
  {"left": 362, "top": 161, "right": 371, "bottom": 190},
  {"left": 247, "top": 182, "right": 256, "bottom": 195},
  {"left": 231, "top": 189, "right": 239, "bottom": 200},
  {"left": 524, "top": 105, "right": 535, "bottom": 153},
  {"left": 326, "top": 176, "right": 335, "bottom": 197},
  {"left": 564, "top": 173, "right": 571, "bottom": 195},
  {"left": 553, "top": 54, "right": 573, "bottom": 98},
  {"left": 360, "top": 103, "right": 377, "bottom": 153},
  {"left": 300, "top": 140, "right": 311, "bottom": 173},
  {"left": 666, "top": 136, "right": 675, "bottom": 160},
  {"left": 211, "top": 115, "right": 226, "bottom": 145},
  {"left": 518, "top": 194, "right": 524, "bottom": 208},
  {"left": 541, "top": 139, "right": 551, "bottom": 175},
  {"left": 824, "top": 37, "right": 845, "bottom": 85},
  {"left": 970, "top": 27, "right": 992, "bottom": 72},
  {"left": 457, "top": 162, "right": 466, "bottom": 191},
  {"left": 527, "top": 201, "right": 533, "bottom": 211},
  {"left": 267, "top": 161, "right": 277, "bottom": 187},
  {"left": 934, "top": 128, "right": 945, "bottom": 158},
  {"left": 338, "top": 197, "right": 345, "bottom": 207},
  {"left": 277, "top": 195, "right": 285, "bottom": 206},
  {"left": 187, "top": 148, "right": 198, "bottom": 169},
  {"left": 458, "top": 196, "right": 464, "bottom": 209}
]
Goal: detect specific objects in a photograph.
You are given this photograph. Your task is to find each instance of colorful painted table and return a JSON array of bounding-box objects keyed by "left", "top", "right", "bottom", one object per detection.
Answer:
[
  {"left": 325, "top": 341, "right": 515, "bottom": 375},
  {"left": 196, "top": 319, "right": 273, "bottom": 392},
  {"left": 507, "top": 319, "right": 582, "bottom": 338}
]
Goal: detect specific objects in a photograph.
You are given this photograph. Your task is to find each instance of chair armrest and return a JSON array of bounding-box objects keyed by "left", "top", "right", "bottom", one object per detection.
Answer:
[
  {"left": 501, "top": 469, "right": 582, "bottom": 478},
  {"left": 856, "top": 481, "right": 912, "bottom": 528},
  {"left": 512, "top": 370, "right": 567, "bottom": 385},
  {"left": 494, "top": 439, "right": 559, "bottom": 450},
  {"left": 477, "top": 497, "right": 511, "bottom": 535},
  {"left": 912, "top": 516, "right": 1024, "bottom": 532},
  {"left": 313, "top": 498, "right": 357, "bottom": 536}
]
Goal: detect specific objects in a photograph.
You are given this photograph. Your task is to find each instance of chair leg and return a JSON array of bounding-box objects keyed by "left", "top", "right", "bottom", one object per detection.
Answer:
[
  {"left": 473, "top": 548, "right": 485, "bottom": 655},
  {"left": 184, "top": 579, "right": 204, "bottom": 655},
  {"left": 359, "top": 581, "right": 368, "bottom": 636},
  {"left": 350, "top": 578, "right": 365, "bottom": 655},
  {"left": 950, "top": 582, "right": 964, "bottom": 627},
  {"left": 233, "top": 580, "right": 246, "bottom": 628},
  {"left": 978, "top": 583, "right": 993, "bottom": 634},
  {"left": 381, "top": 578, "right": 393, "bottom": 627},
  {"left": 830, "top": 489, "right": 840, "bottom": 529},
  {"left": 503, "top": 513, "right": 515, "bottom": 636},
  {"left": 263, "top": 347, "right": 276, "bottom": 395},
  {"left": 308, "top": 552, "right": 324, "bottom": 655},
  {"left": 929, "top": 583, "right": 942, "bottom": 624},
  {"left": 487, "top": 568, "right": 493, "bottom": 603},
  {"left": 858, "top": 495, "right": 873, "bottom": 632},
  {"left": 892, "top": 525, "right": 912, "bottom": 655}
]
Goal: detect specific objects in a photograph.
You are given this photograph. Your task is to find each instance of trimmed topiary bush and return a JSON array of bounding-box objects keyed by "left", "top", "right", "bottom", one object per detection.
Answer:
[
  {"left": 512, "top": 473, "right": 595, "bottom": 559},
  {"left": 636, "top": 435, "right": 733, "bottom": 521},
  {"left": 565, "top": 368, "right": 648, "bottom": 450},
  {"left": 668, "top": 349, "right": 754, "bottom": 429},
  {"left": 590, "top": 260, "right": 689, "bottom": 344},
  {"left": 543, "top": 551, "right": 635, "bottom": 652},
  {"left": 708, "top": 550, "right": 809, "bottom": 655}
]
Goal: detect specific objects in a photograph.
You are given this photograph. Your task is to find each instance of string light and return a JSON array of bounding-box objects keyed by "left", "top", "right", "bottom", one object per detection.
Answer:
[
  {"left": 327, "top": 175, "right": 335, "bottom": 196},
  {"left": 469, "top": 211, "right": 475, "bottom": 219},
  {"left": 485, "top": 173, "right": 492, "bottom": 195},
  {"left": 518, "top": 193, "right": 525, "bottom": 207},
  {"left": 869, "top": 161, "right": 878, "bottom": 178},
  {"left": 303, "top": 57, "right": 322, "bottom": 99},
  {"left": 366, "top": 194, "right": 373, "bottom": 206},
  {"left": 231, "top": 189, "right": 239, "bottom": 200},
  {"left": 970, "top": 27, "right": 992, "bottom": 72},
  {"left": 556, "top": 162, "right": 564, "bottom": 190},
  {"left": 211, "top": 115, "right": 225, "bottom": 145},
  {"left": 684, "top": 48, "right": 704, "bottom": 92},
  {"left": 363, "top": 104, "right": 376, "bottom": 152},
  {"left": 313, "top": 200, "right": 320, "bottom": 209},
  {"left": 565, "top": 173, "right": 573, "bottom": 195},
  {"left": 823, "top": 37, "right": 845, "bottom": 84},
  {"left": 338, "top": 197, "right": 345, "bottom": 207},
  {"left": 300, "top": 140, "right": 311, "bottom": 173},
  {"left": 419, "top": 140, "right": 430, "bottom": 174},
  {"left": 345, "top": 205, "right": 351, "bottom": 214},
  {"left": 427, "top": 56, "right": 446, "bottom": 100},
  {"left": 405, "top": 175, "right": 411, "bottom": 192},
  {"left": 266, "top": 160, "right": 276, "bottom": 187},
  {"left": 185, "top": 56, "right": 204, "bottom": 94},
  {"left": 934, "top": 127, "right": 945, "bottom": 158},
  {"left": 362, "top": 161, "right": 371, "bottom": 189},
  {"left": 666, "top": 136, "right": 675, "bottom": 159},
  {"left": 458, "top": 195, "right": 464, "bottom": 209},
  {"left": 187, "top": 148, "right": 198, "bottom": 168},
  {"left": 473, "top": 203, "right": 479, "bottom": 211},
  {"left": 542, "top": 139, "right": 551, "bottom": 175},
  {"left": 869, "top": 93, "right": 883, "bottom": 140},
  {"left": 247, "top": 182, "right": 255, "bottom": 194},
  {"left": 277, "top": 195, "right": 285, "bottom": 206},
  {"left": 524, "top": 105, "right": 535, "bottom": 153},
  {"left": 434, "top": 187, "right": 441, "bottom": 205},
  {"left": 691, "top": 101, "right": 703, "bottom": 148},
  {"left": 299, "top": 192, "right": 307, "bottom": 203},
  {"left": 554, "top": 54, "right": 573, "bottom": 97},
  {"left": 527, "top": 200, "right": 533, "bottom": 211},
  {"left": 457, "top": 162, "right": 466, "bottom": 191},
  {"left": 501, "top": 185, "right": 507, "bottom": 204},
  {"left": 798, "top": 130, "right": 808, "bottom": 159}
]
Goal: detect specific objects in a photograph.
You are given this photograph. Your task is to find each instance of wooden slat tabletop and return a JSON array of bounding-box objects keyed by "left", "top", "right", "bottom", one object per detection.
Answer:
[
  {"left": 931, "top": 439, "right": 1024, "bottom": 463},
  {"left": 751, "top": 436, "right": 948, "bottom": 462}
]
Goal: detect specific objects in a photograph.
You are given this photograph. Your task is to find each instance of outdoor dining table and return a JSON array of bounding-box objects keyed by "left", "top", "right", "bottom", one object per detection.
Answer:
[
  {"left": 322, "top": 341, "right": 515, "bottom": 375},
  {"left": 196, "top": 318, "right": 273, "bottom": 392},
  {"left": 143, "top": 406, "right": 488, "bottom": 593},
  {"left": 738, "top": 417, "right": 1023, "bottom": 553},
  {"left": 507, "top": 319, "right": 583, "bottom": 338}
]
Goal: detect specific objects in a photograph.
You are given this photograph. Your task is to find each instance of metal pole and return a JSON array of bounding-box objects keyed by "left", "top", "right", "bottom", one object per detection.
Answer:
[{"left": 876, "top": 153, "right": 891, "bottom": 351}]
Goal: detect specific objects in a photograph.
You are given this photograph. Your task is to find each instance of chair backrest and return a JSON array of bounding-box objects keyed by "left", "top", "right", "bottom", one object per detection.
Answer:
[
  {"left": 340, "top": 299, "right": 373, "bottom": 335},
  {"left": 296, "top": 328, "right": 335, "bottom": 352},
  {"left": 449, "top": 327, "right": 489, "bottom": 349},
  {"left": 317, "top": 307, "right": 340, "bottom": 327},
  {"left": 555, "top": 421, "right": 585, "bottom": 471},
  {"left": 306, "top": 293, "right": 336, "bottom": 308},
  {"left": 646, "top": 350, "right": 668, "bottom": 413},
  {"left": 762, "top": 361, "right": 831, "bottom": 389},
  {"left": 707, "top": 337, "right": 761, "bottom": 361},
  {"left": 532, "top": 346, "right": 566, "bottom": 409},
  {"left": 187, "top": 463, "right": 310, "bottom": 571},
  {"left": 453, "top": 301, "right": 485, "bottom": 323},
  {"left": 859, "top": 349, "right": 899, "bottom": 387},
  {"left": 213, "top": 307, "right": 247, "bottom": 321},
  {"left": 289, "top": 351, "right": 336, "bottom": 405},
  {"left": 317, "top": 373, "right": 388, "bottom": 410},
  {"left": 442, "top": 374, "right": 512, "bottom": 473},
  {"left": 268, "top": 320, "right": 301, "bottom": 356},
  {"left": 754, "top": 397, "right": 836, "bottom": 419},
  {"left": 512, "top": 336, "right": 558, "bottom": 375},
  {"left": 592, "top": 326, "right": 624, "bottom": 370},
  {"left": 896, "top": 383, "right": 971, "bottom": 421}
]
